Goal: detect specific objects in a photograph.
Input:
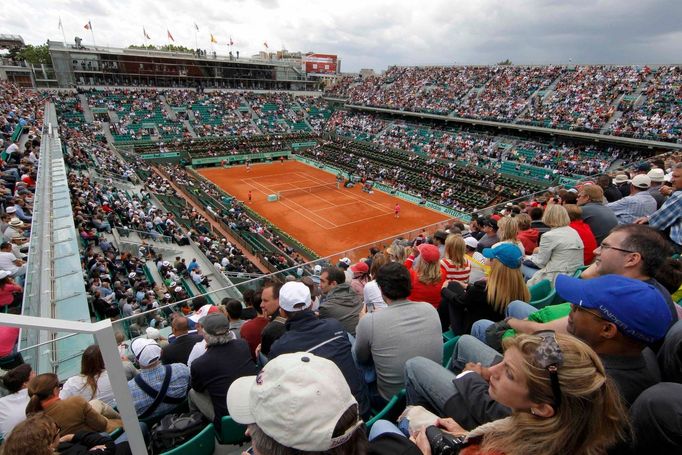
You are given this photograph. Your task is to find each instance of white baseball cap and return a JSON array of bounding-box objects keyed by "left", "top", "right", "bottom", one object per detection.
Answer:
[
  {"left": 130, "top": 338, "right": 162, "bottom": 367},
  {"left": 338, "top": 257, "right": 351, "bottom": 267},
  {"left": 464, "top": 236, "right": 479, "bottom": 249},
  {"left": 278, "top": 281, "right": 311, "bottom": 312},
  {"left": 631, "top": 174, "right": 651, "bottom": 189},
  {"left": 227, "top": 352, "right": 361, "bottom": 451},
  {"left": 647, "top": 168, "right": 665, "bottom": 183}
]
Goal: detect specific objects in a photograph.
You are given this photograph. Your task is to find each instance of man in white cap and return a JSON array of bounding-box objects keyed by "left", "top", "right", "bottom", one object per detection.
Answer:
[
  {"left": 337, "top": 257, "right": 353, "bottom": 283},
  {"left": 647, "top": 168, "right": 667, "bottom": 209},
  {"left": 464, "top": 236, "right": 487, "bottom": 284},
  {"left": 636, "top": 162, "right": 682, "bottom": 254},
  {"left": 607, "top": 174, "right": 657, "bottom": 224},
  {"left": 227, "top": 353, "right": 368, "bottom": 453},
  {"left": 127, "top": 337, "right": 190, "bottom": 419},
  {"left": 268, "top": 281, "right": 370, "bottom": 420}
]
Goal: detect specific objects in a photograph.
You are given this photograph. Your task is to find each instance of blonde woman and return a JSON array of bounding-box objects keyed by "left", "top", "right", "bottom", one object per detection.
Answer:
[
  {"left": 524, "top": 204, "right": 584, "bottom": 287},
  {"left": 442, "top": 243, "right": 529, "bottom": 335},
  {"left": 493, "top": 216, "right": 525, "bottom": 254},
  {"left": 440, "top": 235, "right": 471, "bottom": 284},
  {"left": 410, "top": 332, "right": 629, "bottom": 455}
]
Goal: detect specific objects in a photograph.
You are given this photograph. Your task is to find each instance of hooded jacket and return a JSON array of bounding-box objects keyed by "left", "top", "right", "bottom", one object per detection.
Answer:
[{"left": 319, "top": 282, "right": 362, "bottom": 335}]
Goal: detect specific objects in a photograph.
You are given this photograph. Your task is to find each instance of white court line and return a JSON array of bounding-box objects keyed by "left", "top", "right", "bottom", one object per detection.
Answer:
[{"left": 301, "top": 171, "right": 394, "bottom": 214}]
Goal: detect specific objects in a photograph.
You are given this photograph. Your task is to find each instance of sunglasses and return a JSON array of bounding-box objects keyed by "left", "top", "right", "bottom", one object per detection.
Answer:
[{"left": 533, "top": 330, "right": 564, "bottom": 410}]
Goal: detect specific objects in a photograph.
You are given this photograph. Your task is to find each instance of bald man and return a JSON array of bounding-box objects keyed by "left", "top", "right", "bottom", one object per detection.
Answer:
[{"left": 161, "top": 315, "right": 203, "bottom": 365}]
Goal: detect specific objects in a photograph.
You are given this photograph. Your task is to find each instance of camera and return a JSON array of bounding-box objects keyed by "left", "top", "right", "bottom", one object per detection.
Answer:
[{"left": 425, "top": 425, "right": 466, "bottom": 455}]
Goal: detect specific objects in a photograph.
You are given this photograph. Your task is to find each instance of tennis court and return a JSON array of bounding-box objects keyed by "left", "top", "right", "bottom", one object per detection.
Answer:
[{"left": 197, "top": 161, "right": 451, "bottom": 258}]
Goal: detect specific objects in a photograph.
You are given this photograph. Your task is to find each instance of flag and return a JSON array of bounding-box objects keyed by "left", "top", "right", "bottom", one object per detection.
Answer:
[
  {"left": 229, "top": 36, "right": 234, "bottom": 46},
  {"left": 210, "top": 33, "right": 217, "bottom": 44},
  {"left": 143, "top": 27, "right": 150, "bottom": 40},
  {"left": 167, "top": 30, "right": 175, "bottom": 42},
  {"left": 263, "top": 41, "right": 268, "bottom": 49},
  {"left": 58, "top": 17, "right": 63, "bottom": 30},
  {"left": 194, "top": 23, "right": 199, "bottom": 31},
  {"left": 84, "top": 21, "right": 92, "bottom": 30}
]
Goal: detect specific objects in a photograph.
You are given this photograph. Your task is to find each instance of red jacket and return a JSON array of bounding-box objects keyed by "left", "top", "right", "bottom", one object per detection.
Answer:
[
  {"left": 569, "top": 220, "right": 597, "bottom": 265},
  {"left": 517, "top": 228, "right": 539, "bottom": 255},
  {"left": 405, "top": 255, "right": 446, "bottom": 308}
]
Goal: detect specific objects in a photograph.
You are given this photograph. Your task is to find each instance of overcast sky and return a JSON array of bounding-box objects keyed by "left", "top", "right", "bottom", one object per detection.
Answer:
[{"left": 2, "top": 0, "right": 680, "bottom": 72}]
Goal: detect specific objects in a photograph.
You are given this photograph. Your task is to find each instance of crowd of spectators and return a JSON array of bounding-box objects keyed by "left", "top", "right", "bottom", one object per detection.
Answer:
[{"left": 325, "top": 110, "right": 387, "bottom": 140}]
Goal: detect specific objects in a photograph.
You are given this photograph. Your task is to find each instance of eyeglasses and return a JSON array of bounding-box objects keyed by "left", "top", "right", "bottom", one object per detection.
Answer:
[
  {"left": 533, "top": 330, "right": 564, "bottom": 410},
  {"left": 598, "top": 242, "right": 637, "bottom": 254},
  {"left": 570, "top": 303, "right": 607, "bottom": 321}
]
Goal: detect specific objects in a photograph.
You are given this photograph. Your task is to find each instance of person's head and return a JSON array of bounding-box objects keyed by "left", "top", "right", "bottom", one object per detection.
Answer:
[
  {"left": 463, "top": 236, "right": 478, "bottom": 252},
  {"left": 480, "top": 217, "right": 498, "bottom": 235},
  {"left": 320, "top": 267, "right": 345, "bottom": 295},
  {"left": 515, "top": 213, "right": 532, "bottom": 231},
  {"left": 171, "top": 315, "right": 189, "bottom": 336},
  {"left": 26, "top": 373, "right": 60, "bottom": 414},
  {"left": 496, "top": 216, "right": 519, "bottom": 243},
  {"left": 528, "top": 206, "right": 544, "bottom": 221},
  {"left": 224, "top": 298, "right": 243, "bottom": 321},
  {"left": 629, "top": 175, "right": 651, "bottom": 194},
  {"left": 375, "top": 262, "right": 412, "bottom": 302},
  {"left": 563, "top": 204, "right": 582, "bottom": 222},
  {"left": 0, "top": 242, "right": 12, "bottom": 252},
  {"left": 227, "top": 353, "right": 366, "bottom": 454},
  {"left": 414, "top": 243, "right": 442, "bottom": 285},
  {"left": 482, "top": 244, "right": 529, "bottom": 312},
  {"left": 481, "top": 332, "right": 628, "bottom": 455},
  {"left": 350, "top": 261, "right": 370, "bottom": 279},
  {"left": 558, "top": 274, "right": 672, "bottom": 353},
  {"left": 202, "top": 313, "right": 234, "bottom": 346},
  {"left": 596, "top": 175, "right": 612, "bottom": 190},
  {"left": 80, "top": 345, "right": 105, "bottom": 395},
  {"left": 261, "top": 281, "right": 282, "bottom": 317},
  {"left": 130, "top": 338, "right": 162, "bottom": 369},
  {"left": 369, "top": 252, "right": 389, "bottom": 279},
  {"left": 337, "top": 257, "right": 351, "bottom": 270},
  {"left": 250, "top": 290, "right": 263, "bottom": 315},
  {"left": 2, "top": 413, "right": 61, "bottom": 455},
  {"left": 654, "top": 258, "right": 682, "bottom": 295},
  {"left": 2, "top": 363, "right": 33, "bottom": 394},
  {"left": 192, "top": 295, "right": 208, "bottom": 311},
  {"left": 541, "top": 204, "right": 570, "bottom": 228},
  {"left": 433, "top": 230, "right": 448, "bottom": 246},
  {"left": 671, "top": 162, "right": 682, "bottom": 190},
  {"left": 594, "top": 224, "right": 670, "bottom": 278},
  {"left": 278, "top": 281, "right": 312, "bottom": 318},
  {"left": 578, "top": 184, "right": 604, "bottom": 206},
  {"left": 385, "top": 242, "right": 408, "bottom": 263},
  {"left": 444, "top": 234, "right": 467, "bottom": 267}
]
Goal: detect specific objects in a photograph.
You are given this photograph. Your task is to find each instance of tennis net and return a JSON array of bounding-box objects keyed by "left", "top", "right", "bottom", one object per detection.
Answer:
[{"left": 277, "top": 182, "right": 339, "bottom": 200}]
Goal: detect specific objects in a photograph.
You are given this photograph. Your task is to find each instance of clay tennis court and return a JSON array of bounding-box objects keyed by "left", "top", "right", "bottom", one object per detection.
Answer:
[{"left": 197, "top": 160, "right": 451, "bottom": 258}]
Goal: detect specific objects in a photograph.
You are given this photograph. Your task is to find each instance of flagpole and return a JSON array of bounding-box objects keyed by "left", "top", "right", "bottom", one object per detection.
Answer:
[
  {"left": 194, "top": 29, "right": 198, "bottom": 51},
  {"left": 89, "top": 21, "right": 96, "bottom": 48},
  {"left": 59, "top": 18, "right": 67, "bottom": 44}
]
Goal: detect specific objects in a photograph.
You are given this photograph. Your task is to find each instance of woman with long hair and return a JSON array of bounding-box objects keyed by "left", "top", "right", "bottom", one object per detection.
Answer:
[
  {"left": 405, "top": 243, "right": 446, "bottom": 309},
  {"left": 411, "top": 332, "right": 629, "bottom": 455},
  {"left": 59, "top": 345, "right": 118, "bottom": 412},
  {"left": 443, "top": 243, "right": 530, "bottom": 335},
  {"left": 493, "top": 216, "right": 524, "bottom": 254},
  {"left": 363, "top": 252, "right": 390, "bottom": 312},
  {"left": 26, "top": 373, "right": 121, "bottom": 437},
  {"left": 440, "top": 235, "right": 471, "bottom": 284}
]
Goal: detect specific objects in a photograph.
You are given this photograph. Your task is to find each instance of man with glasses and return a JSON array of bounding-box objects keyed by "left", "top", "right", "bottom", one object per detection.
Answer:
[
  {"left": 403, "top": 274, "right": 671, "bottom": 431},
  {"left": 577, "top": 184, "right": 618, "bottom": 245}
]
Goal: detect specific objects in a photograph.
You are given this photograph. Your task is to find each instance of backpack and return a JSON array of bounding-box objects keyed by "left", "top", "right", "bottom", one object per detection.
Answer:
[{"left": 149, "top": 411, "right": 207, "bottom": 454}]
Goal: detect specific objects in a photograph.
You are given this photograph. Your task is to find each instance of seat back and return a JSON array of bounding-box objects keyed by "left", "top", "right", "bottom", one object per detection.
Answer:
[
  {"left": 529, "top": 279, "right": 552, "bottom": 301},
  {"left": 365, "top": 389, "right": 406, "bottom": 430},
  {"left": 442, "top": 336, "right": 461, "bottom": 368},
  {"left": 160, "top": 423, "right": 215, "bottom": 455},
  {"left": 217, "top": 415, "right": 249, "bottom": 445}
]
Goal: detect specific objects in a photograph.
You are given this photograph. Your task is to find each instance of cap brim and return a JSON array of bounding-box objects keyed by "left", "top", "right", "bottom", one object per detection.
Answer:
[
  {"left": 481, "top": 248, "right": 496, "bottom": 259},
  {"left": 554, "top": 275, "right": 587, "bottom": 306},
  {"left": 226, "top": 375, "right": 257, "bottom": 424}
]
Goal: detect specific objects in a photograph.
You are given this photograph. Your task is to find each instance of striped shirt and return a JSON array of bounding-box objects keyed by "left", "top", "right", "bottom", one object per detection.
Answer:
[{"left": 440, "top": 258, "right": 471, "bottom": 283}]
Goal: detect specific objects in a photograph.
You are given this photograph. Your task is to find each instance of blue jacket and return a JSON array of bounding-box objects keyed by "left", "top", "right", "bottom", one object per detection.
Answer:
[{"left": 269, "top": 310, "right": 370, "bottom": 417}]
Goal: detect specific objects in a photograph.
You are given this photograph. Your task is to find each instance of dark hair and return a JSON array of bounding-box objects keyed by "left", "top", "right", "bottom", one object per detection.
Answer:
[
  {"left": 529, "top": 207, "right": 544, "bottom": 221},
  {"left": 376, "top": 262, "right": 412, "bottom": 300},
  {"left": 26, "top": 373, "right": 59, "bottom": 414},
  {"left": 323, "top": 267, "right": 346, "bottom": 285},
  {"left": 251, "top": 290, "right": 263, "bottom": 314},
  {"left": 654, "top": 258, "right": 682, "bottom": 295},
  {"left": 263, "top": 281, "right": 283, "bottom": 299},
  {"left": 81, "top": 345, "right": 105, "bottom": 399},
  {"left": 2, "top": 363, "right": 32, "bottom": 393},
  {"left": 192, "top": 295, "right": 208, "bottom": 310},
  {"left": 225, "top": 299, "right": 243, "bottom": 319},
  {"left": 242, "top": 288, "right": 255, "bottom": 307},
  {"left": 612, "top": 225, "right": 671, "bottom": 277},
  {"left": 249, "top": 405, "right": 367, "bottom": 454}
]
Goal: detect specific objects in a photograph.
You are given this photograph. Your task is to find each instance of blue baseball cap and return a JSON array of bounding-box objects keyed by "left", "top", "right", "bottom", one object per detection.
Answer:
[
  {"left": 556, "top": 274, "right": 672, "bottom": 344},
  {"left": 482, "top": 243, "right": 522, "bottom": 269}
]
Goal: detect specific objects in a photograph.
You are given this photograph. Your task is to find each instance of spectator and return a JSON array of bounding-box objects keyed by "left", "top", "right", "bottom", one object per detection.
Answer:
[
  {"left": 239, "top": 290, "right": 269, "bottom": 359},
  {"left": 515, "top": 213, "right": 539, "bottom": 255},
  {"left": 189, "top": 312, "right": 256, "bottom": 425},
  {"left": 404, "top": 243, "right": 446, "bottom": 309},
  {"left": 363, "top": 252, "right": 389, "bottom": 312},
  {"left": 608, "top": 175, "right": 657, "bottom": 224},
  {"left": 524, "top": 204, "right": 584, "bottom": 286},
  {"left": 476, "top": 218, "right": 499, "bottom": 252},
  {"left": 259, "top": 282, "right": 287, "bottom": 357},
  {"left": 528, "top": 207, "right": 551, "bottom": 238},
  {"left": 268, "top": 282, "right": 371, "bottom": 420},
  {"left": 646, "top": 168, "right": 667, "bottom": 209},
  {"left": 464, "top": 236, "right": 488, "bottom": 284},
  {"left": 597, "top": 174, "right": 622, "bottom": 203},
  {"left": 493, "top": 216, "right": 524, "bottom": 254},
  {"left": 577, "top": 184, "right": 619, "bottom": 245},
  {"left": 636, "top": 162, "right": 682, "bottom": 254},
  {"left": 354, "top": 262, "right": 442, "bottom": 403},
  {"left": 128, "top": 338, "right": 189, "bottom": 419},
  {"left": 59, "top": 345, "right": 118, "bottom": 410},
  {"left": 318, "top": 266, "right": 363, "bottom": 336},
  {"left": 564, "top": 204, "right": 597, "bottom": 265},
  {"left": 629, "top": 383, "right": 682, "bottom": 454},
  {"left": 0, "top": 324, "right": 22, "bottom": 368},
  {"left": 224, "top": 298, "right": 245, "bottom": 337},
  {"left": 349, "top": 261, "right": 370, "bottom": 296},
  {"left": 161, "top": 315, "right": 202, "bottom": 365},
  {"left": 0, "top": 270, "right": 21, "bottom": 309},
  {"left": 0, "top": 363, "right": 32, "bottom": 437},
  {"left": 440, "top": 234, "right": 471, "bottom": 284}
]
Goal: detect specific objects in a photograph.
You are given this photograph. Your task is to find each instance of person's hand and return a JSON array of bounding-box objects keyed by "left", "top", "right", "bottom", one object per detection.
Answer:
[
  {"left": 441, "top": 279, "right": 451, "bottom": 289},
  {"left": 89, "top": 445, "right": 107, "bottom": 451},
  {"left": 660, "top": 186, "right": 673, "bottom": 197},
  {"left": 463, "top": 362, "right": 491, "bottom": 381},
  {"left": 59, "top": 434, "right": 75, "bottom": 443},
  {"left": 410, "top": 428, "right": 432, "bottom": 455},
  {"left": 436, "top": 417, "right": 468, "bottom": 436},
  {"left": 255, "top": 343, "right": 262, "bottom": 358},
  {"left": 634, "top": 216, "right": 649, "bottom": 225}
]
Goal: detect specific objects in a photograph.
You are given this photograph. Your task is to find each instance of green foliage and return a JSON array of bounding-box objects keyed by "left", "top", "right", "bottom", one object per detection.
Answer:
[
  {"left": 497, "top": 59, "right": 513, "bottom": 66},
  {"left": 9, "top": 43, "right": 51, "bottom": 65}
]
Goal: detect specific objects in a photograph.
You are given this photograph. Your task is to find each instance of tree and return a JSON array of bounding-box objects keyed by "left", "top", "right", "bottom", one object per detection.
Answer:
[
  {"left": 497, "top": 59, "right": 513, "bottom": 66},
  {"left": 8, "top": 43, "right": 51, "bottom": 65}
]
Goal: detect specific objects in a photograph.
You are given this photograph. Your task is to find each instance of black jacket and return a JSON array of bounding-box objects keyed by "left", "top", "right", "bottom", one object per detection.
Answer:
[
  {"left": 161, "top": 333, "right": 202, "bottom": 365},
  {"left": 269, "top": 310, "right": 371, "bottom": 417},
  {"left": 442, "top": 280, "right": 505, "bottom": 335}
]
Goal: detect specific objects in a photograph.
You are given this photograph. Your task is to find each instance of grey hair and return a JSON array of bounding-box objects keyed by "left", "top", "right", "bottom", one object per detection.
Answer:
[{"left": 203, "top": 331, "right": 235, "bottom": 347}]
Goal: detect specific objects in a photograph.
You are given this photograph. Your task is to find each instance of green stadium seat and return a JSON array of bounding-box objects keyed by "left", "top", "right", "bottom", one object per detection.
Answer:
[{"left": 160, "top": 423, "right": 215, "bottom": 455}]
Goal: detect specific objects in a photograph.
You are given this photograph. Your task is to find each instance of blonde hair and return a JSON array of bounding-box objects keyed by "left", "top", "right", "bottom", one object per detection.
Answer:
[
  {"left": 443, "top": 235, "right": 467, "bottom": 268},
  {"left": 497, "top": 217, "right": 519, "bottom": 243},
  {"left": 477, "top": 333, "right": 629, "bottom": 455},
  {"left": 370, "top": 253, "right": 389, "bottom": 279},
  {"left": 582, "top": 184, "right": 604, "bottom": 203},
  {"left": 416, "top": 258, "right": 443, "bottom": 285},
  {"left": 386, "top": 243, "right": 408, "bottom": 263},
  {"left": 516, "top": 213, "right": 531, "bottom": 230},
  {"left": 542, "top": 204, "right": 571, "bottom": 228},
  {"left": 486, "top": 260, "right": 530, "bottom": 312}
]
